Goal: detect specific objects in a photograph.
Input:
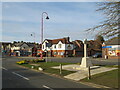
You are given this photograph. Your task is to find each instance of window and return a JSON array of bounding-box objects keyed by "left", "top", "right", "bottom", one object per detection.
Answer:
[
  {"left": 54, "top": 52, "right": 57, "bottom": 55},
  {"left": 43, "top": 45, "right": 44, "bottom": 49},
  {"left": 54, "top": 45, "right": 56, "bottom": 49},
  {"left": 58, "top": 44, "right": 62, "bottom": 48},
  {"left": 67, "top": 44, "right": 72, "bottom": 49},
  {"left": 61, "top": 52, "right": 64, "bottom": 55}
]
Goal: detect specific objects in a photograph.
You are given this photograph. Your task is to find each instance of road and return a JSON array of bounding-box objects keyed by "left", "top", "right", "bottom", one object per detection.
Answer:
[{"left": 2, "top": 56, "right": 98, "bottom": 89}]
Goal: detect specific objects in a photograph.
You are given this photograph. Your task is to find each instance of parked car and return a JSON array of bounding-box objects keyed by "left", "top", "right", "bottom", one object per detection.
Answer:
[{"left": 92, "top": 53, "right": 102, "bottom": 58}]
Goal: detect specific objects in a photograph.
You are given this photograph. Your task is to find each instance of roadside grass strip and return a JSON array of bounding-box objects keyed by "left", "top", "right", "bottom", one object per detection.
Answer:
[
  {"left": 17, "top": 60, "right": 76, "bottom": 76},
  {"left": 80, "top": 69, "right": 119, "bottom": 89}
]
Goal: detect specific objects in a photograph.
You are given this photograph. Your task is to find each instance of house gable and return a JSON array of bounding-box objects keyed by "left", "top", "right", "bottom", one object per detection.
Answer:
[
  {"left": 58, "top": 41, "right": 63, "bottom": 44},
  {"left": 21, "top": 43, "right": 29, "bottom": 49},
  {"left": 65, "top": 44, "right": 73, "bottom": 50}
]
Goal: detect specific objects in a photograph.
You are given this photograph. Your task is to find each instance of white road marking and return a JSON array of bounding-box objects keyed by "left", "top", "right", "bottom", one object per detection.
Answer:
[
  {"left": 43, "top": 85, "right": 54, "bottom": 90},
  {"left": 12, "top": 72, "right": 29, "bottom": 80},
  {"left": 2, "top": 67, "right": 8, "bottom": 71}
]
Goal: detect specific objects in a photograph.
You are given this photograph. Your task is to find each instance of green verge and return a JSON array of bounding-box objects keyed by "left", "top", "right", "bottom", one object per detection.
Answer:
[
  {"left": 19, "top": 62, "right": 76, "bottom": 76},
  {"left": 92, "top": 64, "right": 118, "bottom": 68},
  {"left": 80, "top": 69, "right": 119, "bottom": 89}
]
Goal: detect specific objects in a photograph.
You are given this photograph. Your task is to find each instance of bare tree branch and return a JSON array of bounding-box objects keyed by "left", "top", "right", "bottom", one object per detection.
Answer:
[{"left": 86, "top": 2, "right": 120, "bottom": 38}]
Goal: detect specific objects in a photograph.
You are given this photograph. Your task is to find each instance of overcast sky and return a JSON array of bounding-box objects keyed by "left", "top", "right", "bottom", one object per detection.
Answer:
[{"left": 2, "top": 2, "right": 106, "bottom": 43}]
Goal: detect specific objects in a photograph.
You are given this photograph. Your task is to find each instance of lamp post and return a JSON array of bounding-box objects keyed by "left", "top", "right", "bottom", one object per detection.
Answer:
[
  {"left": 44, "top": 49, "right": 47, "bottom": 63},
  {"left": 31, "top": 32, "right": 35, "bottom": 43},
  {"left": 50, "top": 47, "right": 52, "bottom": 57},
  {"left": 50, "top": 47, "right": 52, "bottom": 62},
  {"left": 31, "top": 32, "right": 36, "bottom": 56},
  {"left": 40, "top": 12, "right": 49, "bottom": 59},
  {"left": 41, "top": 12, "right": 49, "bottom": 43}
]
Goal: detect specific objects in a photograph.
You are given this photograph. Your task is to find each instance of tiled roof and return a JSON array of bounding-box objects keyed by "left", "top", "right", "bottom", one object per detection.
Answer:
[
  {"left": 44, "top": 37, "right": 72, "bottom": 44},
  {"left": 12, "top": 42, "right": 36, "bottom": 47},
  {"left": 27, "top": 43, "right": 35, "bottom": 47},
  {"left": 72, "top": 40, "right": 83, "bottom": 46},
  {"left": 87, "top": 40, "right": 102, "bottom": 45},
  {"left": 13, "top": 43, "right": 24, "bottom": 47}
]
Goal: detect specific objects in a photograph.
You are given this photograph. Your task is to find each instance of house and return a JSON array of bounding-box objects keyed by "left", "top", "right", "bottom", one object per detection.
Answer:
[
  {"left": 32, "top": 44, "right": 42, "bottom": 57},
  {"left": 11, "top": 42, "right": 36, "bottom": 56},
  {"left": 42, "top": 37, "right": 74, "bottom": 57},
  {"left": 0, "top": 42, "right": 12, "bottom": 56},
  {"left": 87, "top": 40, "right": 102, "bottom": 56},
  {"left": 72, "top": 40, "right": 102, "bottom": 57},
  {"left": 36, "top": 44, "right": 43, "bottom": 57},
  {"left": 72, "top": 40, "right": 84, "bottom": 57},
  {"left": 102, "top": 37, "right": 120, "bottom": 59}
]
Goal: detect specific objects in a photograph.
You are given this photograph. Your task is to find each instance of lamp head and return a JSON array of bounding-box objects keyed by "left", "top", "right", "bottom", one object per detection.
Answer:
[{"left": 46, "top": 16, "right": 49, "bottom": 19}]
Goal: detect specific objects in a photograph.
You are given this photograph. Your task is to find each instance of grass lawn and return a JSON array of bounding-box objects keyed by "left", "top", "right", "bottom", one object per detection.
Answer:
[
  {"left": 20, "top": 62, "right": 76, "bottom": 76},
  {"left": 93, "top": 64, "right": 118, "bottom": 68},
  {"left": 80, "top": 69, "right": 119, "bottom": 89}
]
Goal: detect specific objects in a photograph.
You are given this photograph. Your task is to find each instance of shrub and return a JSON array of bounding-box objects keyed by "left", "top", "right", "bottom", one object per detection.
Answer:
[
  {"left": 16, "top": 59, "right": 45, "bottom": 65},
  {"left": 16, "top": 60, "right": 28, "bottom": 65}
]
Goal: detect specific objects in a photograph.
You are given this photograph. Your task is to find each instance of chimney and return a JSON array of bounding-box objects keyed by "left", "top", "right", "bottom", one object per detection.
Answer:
[{"left": 66, "top": 37, "right": 70, "bottom": 42}]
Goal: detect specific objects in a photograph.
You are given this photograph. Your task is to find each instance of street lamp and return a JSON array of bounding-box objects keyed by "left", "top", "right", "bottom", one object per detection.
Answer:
[
  {"left": 40, "top": 12, "right": 49, "bottom": 59},
  {"left": 44, "top": 49, "right": 47, "bottom": 63},
  {"left": 31, "top": 32, "right": 35, "bottom": 43},
  {"left": 41, "top": 12, "right": 49, "bottom": 43},
  {"left": 31, "top": 32, "right": 36, "bottom": 56}
]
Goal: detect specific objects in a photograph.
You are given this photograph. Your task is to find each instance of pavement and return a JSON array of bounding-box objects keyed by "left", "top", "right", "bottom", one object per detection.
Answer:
[{"left": 51, "top": 64, "right": 118, "bottom": 81}]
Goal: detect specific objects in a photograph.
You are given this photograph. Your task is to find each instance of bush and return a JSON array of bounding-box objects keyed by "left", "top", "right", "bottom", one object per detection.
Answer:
[
  {"left": 16, "top": 59, "right": 45, "bottom": 65},
  {"left": 16, "top": 60, "right": 28, "bottom": 65}
]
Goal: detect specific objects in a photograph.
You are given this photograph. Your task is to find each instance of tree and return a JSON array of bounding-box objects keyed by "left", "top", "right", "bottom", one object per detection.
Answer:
[
  {"left": 87, "top": 2, "right": 120, "bottom": 38},
  {"left": 94, "top": 35, "right": 105, "bottom": 49},
  {"left": 13, "top": 41, "right": 17, "bottom": 44},
  {"left": 95, "top": 35, "right": 105, "bottom": 44},
  {"left": 21, "top": 41, "right": 24, "bottom": 43}
]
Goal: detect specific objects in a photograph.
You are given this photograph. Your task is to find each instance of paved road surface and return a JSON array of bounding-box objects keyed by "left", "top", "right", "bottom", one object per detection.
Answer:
[{"left": 2, "top": 57, "right": 98, "bottom": 89}]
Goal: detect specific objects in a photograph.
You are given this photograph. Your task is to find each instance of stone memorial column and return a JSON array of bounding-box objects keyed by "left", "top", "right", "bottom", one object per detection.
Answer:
[{"left": 80, "top": 39, "right": 93, "bottom": 69}]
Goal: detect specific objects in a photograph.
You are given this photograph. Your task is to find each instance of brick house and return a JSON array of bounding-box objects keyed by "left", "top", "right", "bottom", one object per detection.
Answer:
[
  {"left": 72, "top": 40, "right": 102, "bottom": 57},
  {"left": 72, "top": 40, "right": 84, "bottom": 57},
  {"left": 87, "top": 40, "right": 102, "bottom": 56},
  {"left": 42, "top": 37, "right": 74, "bottom": 57}
]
